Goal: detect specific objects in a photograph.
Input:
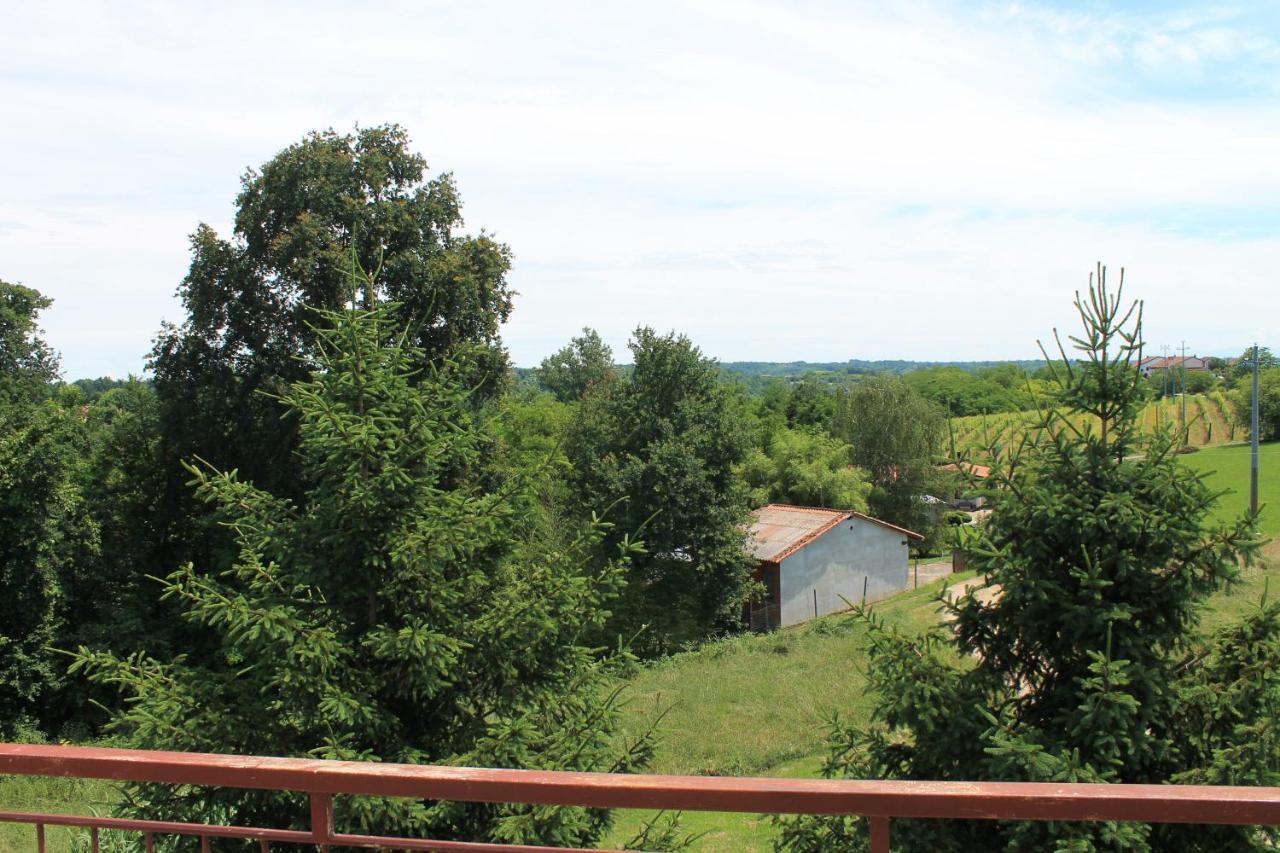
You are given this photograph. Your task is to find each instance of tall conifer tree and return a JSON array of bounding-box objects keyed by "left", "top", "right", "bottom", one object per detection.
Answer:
[
  {"left": 75, "top": 274, "right": 653, "bottom": 846},
  {"left": 780, "top": 267, "right": 1279, "bottom": 852}
]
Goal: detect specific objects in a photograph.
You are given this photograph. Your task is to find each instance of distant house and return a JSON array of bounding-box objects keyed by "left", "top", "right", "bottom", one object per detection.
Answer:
[
  {"left": 746, "top": 504, "right": 924, "bottom": 630},
  {"left": 936, "top": 463, "right": 991, "bottom": 510},
  {"left": 937, "top": 461, "right": 991, "bottom": 480},
  {"left": 1138, "top": 355, "right": 1209, "bottom": 378}
]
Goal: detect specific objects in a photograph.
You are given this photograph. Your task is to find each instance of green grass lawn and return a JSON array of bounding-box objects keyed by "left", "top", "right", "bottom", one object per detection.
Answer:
[
  {"left": 614, "top": 576, "right": 974, "bottom": 780},
  {"left": 0, "top": 772, "right": 118, "bottom": 852},
  {"left": 1181, "top": 440, "right": 1280, "bottom": 536},
  {"left": 604, "top": 575, "right": 975, "bottom": 850}
]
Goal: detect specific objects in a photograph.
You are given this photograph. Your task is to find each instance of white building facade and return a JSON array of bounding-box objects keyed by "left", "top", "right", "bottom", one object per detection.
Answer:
[{"left": 748, "top": 505, "right": 923, "bottom": 628}]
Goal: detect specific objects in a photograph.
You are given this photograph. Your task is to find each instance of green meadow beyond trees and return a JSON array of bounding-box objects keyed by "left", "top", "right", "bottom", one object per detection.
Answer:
[{"left": 779, "top": 268, "right": 1280, "bottom": 853}]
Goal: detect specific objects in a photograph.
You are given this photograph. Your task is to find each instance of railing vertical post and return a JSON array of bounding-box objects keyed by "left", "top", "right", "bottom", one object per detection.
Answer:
[
  {"left": 36, "top": 823, "right": 45, "bottom": 853},
  {"left": 144, "top": 831, "right": 155, "bottom": 853},
  {"left": 870, "top": 815, "right": 890, "bottom": 853},
  {"left": 310, "top": 792, "right": 334, "bottom": 851},
  {"left": 91, "top": 827, "right": 99, "bottom": 853}
]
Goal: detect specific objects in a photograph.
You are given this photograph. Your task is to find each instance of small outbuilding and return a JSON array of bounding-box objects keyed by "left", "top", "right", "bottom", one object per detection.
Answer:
[{"left": 746, "top": 504, "right": 924, "bottom": 630}]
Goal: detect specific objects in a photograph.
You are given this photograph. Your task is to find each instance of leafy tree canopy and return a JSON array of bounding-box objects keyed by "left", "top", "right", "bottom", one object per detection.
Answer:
[
  {"left": 0, "top": 280, "right": 100, "bottom": 734},
  {"left": 150, "top": 124, "right": 514, "bottom": 502},
  {"left": 68, "top": 376, "right": 133, "bottom": 402},
  {"left": 0, "top": 392, "right": 97, "bottom": 734},
  {"left": 741, "top": 427, "right": 870, "bottom": 511},
  {"left": 831, "top": 376, "right": 945, "bottom": 542},
  {"left": 1232, "top": 366, "right": 1280, "bottom": 443},
  {"left": 537, "top": 327, "right": 616, "bottom": 402},
  {"left": 567, "top": 327, "right": 754, "bottom": 655},
  {"left": 785, "top": 375, "right": 837, "bottom": 429},
  {"left": 1231, "top": 346, "right": 1277, "bottom": 382},
  {"left": 65, "top": 380, "right": 172, "bottom": 667},
  {"left": 901, "top": 366, "right": 1025, "bottom": 417},
  {"left": 0, "top": 279, "right": 59, "bottom": 405}
]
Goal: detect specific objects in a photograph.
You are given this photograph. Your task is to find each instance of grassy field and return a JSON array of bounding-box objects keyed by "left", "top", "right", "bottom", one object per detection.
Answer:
[
  {"left": 0, "top": 772, "right": 118, "bottom": 852},
  {"left": 1181, "top": 441, "right": 1280, "bottom": 536},
  {"left": 5, "top": 443, "right": 1276, "bottom": 852},
  {"left": 605, "top": 555, "right": 1280, "bottom": 849},
  {"left": 603, "top": 574, "right": 976, "bottom": 850}
]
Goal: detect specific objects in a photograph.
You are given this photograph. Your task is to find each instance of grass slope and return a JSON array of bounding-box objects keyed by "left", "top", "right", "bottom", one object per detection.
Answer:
[
  {"left": 0, "top": 773, "right": 117, "bottom": 852},
  {"left": 605, "top": 550, "right": 1280, "bottom": 851},
  {"left": 1181, "top": 441, "right": 1280, "bottom": 537},
  {"left": 606, "top": 575, "right": 975, "bottom": 850}
]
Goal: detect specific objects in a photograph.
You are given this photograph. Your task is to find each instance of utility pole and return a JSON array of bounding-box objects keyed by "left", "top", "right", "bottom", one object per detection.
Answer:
[
  {"left": 1180, "top": 340, "right": 1188, "bottom": 445},
  {"left": 1252, "top": 343, "right": 1261, "bottom": 516},
  {"left": 1161, "top": 344, "right": 1170, "bottom": 402}
]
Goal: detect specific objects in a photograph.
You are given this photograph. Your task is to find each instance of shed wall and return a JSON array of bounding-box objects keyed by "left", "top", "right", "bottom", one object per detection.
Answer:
[{"left": 777, "top": 520, "right": 910, "bottom": 626}]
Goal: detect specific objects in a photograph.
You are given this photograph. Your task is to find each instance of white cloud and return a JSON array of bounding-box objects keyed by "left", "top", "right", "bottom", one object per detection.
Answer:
[{"left": 1, "top": 0, "right": 1277, "bottom": 377}]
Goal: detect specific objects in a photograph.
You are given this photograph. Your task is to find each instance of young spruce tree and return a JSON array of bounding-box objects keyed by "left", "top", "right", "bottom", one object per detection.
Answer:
[
  {"left": 74, "top": 272, "right": 655, "bottom": 847},
  {"left": 778, "top": 267, "right": 1279, "bottom": 852}
]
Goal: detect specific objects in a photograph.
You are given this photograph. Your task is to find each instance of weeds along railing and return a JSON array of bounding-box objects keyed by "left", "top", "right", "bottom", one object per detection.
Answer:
[{"left": 3, "top": 744, "right": 1280, "bottom": 852}]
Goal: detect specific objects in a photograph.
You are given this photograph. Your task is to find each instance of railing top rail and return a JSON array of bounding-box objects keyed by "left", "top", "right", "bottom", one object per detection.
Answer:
[{"left": 3, "top": 744, "right": 1280, "bottom": 826}]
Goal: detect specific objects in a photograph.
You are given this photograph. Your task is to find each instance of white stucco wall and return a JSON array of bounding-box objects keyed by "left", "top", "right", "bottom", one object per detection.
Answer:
[{"left": 777, "top": 519, "right": 910, "bottom": 626}]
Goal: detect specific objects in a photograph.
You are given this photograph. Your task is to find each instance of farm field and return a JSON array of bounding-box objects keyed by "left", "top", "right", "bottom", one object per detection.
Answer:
[{"left": 949, "top": 393, "right": 1239, "bottom": 462}]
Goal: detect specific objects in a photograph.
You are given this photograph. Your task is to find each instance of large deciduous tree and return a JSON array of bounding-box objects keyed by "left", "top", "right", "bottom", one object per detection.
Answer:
[
  {"left": 1232, "top": 366, "right": 1280, "bottom": 443},
  {"left": 1230, "top": 346, "right": 1277, "bottom": 384},
  {"left": 740, "top": 427, "right": 870, "bottom": 511},
  {"left": 0, "top": 281, "right": 99, "bottom": 734},
  {"left": 67, "top": 381, "right": 171, "bottom": 654},
  {"left": 0, "top": 394, "right": 99, "bottom": 735},
  {"left": 537, "top": 327, "right": 616, "bottom": 402},
  {"left": 75, "top": 293, "right": 652, "bottom": 846},
  {"left": 567, "top": 327, "right": 754, "bottom": 655},
  {"left": 0, "top": 280, "right": 59, "bottom": 406},
  {"left": 830, "top": 375, "right": 945, "bottom": 538},
  {"left": 780, "top": 268, "right": 1279, "bottom": 852},
  {"left": 150, "top": 125, "right": 513, "bottom": 509}
]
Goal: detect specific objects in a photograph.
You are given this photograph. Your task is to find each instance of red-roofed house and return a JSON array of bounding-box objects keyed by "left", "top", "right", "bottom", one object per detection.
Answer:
[
  {"left": 937, "top": 462, "right": 992, "bottom": 480},
  {"left": 746, "top": 504, "right": 924, "bottom": 629},
  {"left": 1138, "top": 355, "right": 1209, "bottom": 378}
]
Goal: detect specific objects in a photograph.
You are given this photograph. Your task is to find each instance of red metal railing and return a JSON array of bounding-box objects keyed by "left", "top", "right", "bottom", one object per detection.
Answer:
[{"left": 3, "top": 744, "right": 1280, "bottom": 851}]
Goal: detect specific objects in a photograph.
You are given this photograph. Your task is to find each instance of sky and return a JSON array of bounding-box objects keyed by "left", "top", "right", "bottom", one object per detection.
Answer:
[{"left": 2, "top": 1, "right": 1278, "bottom": 379}]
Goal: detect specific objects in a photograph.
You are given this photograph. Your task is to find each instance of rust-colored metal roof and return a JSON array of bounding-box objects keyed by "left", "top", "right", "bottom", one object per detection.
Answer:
[
  {"left": 748, "top": 504, "right": 924, "bottom": 565},
  {"left": 938, "top": 462, "right": 992, "bottom": 479},
  {"left": 846, "top": 510, "right": 926, "bottom": 542}
]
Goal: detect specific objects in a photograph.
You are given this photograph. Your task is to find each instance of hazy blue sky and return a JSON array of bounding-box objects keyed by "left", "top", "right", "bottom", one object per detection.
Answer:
[{"left": 3, "top": 1, "right": 1278, "bottom": 378}]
